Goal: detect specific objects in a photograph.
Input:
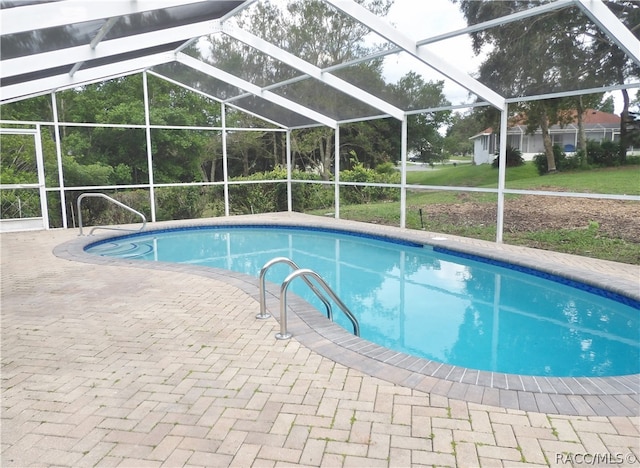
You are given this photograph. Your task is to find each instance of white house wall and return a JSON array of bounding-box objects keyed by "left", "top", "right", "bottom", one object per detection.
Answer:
[
  {"left": 473, "top": 135, "right": 494, "bottom": 165},
  {"left": 473, "top": 125, "right": 622, "bottom": 164},
  {"left": 509, "top": 128, "right": 620, "bottom": 160}
]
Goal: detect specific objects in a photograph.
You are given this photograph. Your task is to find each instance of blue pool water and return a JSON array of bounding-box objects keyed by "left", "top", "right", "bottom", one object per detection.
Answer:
[{"left": 87, "top": 225, "right": 640, "bottom": 378}]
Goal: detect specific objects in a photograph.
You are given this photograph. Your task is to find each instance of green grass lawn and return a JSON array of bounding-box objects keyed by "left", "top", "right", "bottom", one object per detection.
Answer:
[
  {"left": 406, "top": 162, "right": 640, "bottom": 195},
  {"left": 406, "top": 161, "right": 541, "bottom": 186},
  {"left": 310, "top": 163, "right": 640, "bottom": 264}
]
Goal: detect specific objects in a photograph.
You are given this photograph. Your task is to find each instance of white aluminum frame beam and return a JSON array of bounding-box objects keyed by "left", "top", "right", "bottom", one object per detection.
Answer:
[
  {"left": 1, "top": 52, "right": 175, "bottom": 103},
  {"left": 177, "top": 53, "right": 338, "bottom": 128},
  {"left": 323, "top": 0, "right": 505, "bottom": 109},
  {"left": 222, "top": 24, "right": 405, "bottom": 121},
  {"left": 0, "top": 0, "right": 226, "bottom": 35},
  {"left": 576, "top": 0, "right": 640, "bottom": 67},
  {"left": 416, "top": 0, "right": 575, "bottom": 47},
  {"left": 2, "top": 21, "right": 223, "bottom": 80}
]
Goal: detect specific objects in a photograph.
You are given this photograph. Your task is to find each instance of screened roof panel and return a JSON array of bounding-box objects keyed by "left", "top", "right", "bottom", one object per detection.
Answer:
[
  {"left": 151, "top": 62, "right": 322, "bottom": 128},
  {"left": 0, "top": 1, "right": 243, "bottom": 59},
  {"left": 79, "top": 43, "right": 187, "bottom": 73},
  {"left": 2, "top": 42, "right": 187, "bottom": 89},
  {"left": 1, "top": 65, "right": 73, "bottom": 89},
  {"left": 101, "top": 1, "right": 241, "bottom": 40},
  {"left": 151, "top": 62, "right": 246, "bottom": 101},
  {"left": 188, "top": 33, "right": 304, "bottom": 88},
  {"left": 0, "top": 1, "right": 248, "bottom": 104},
  {"left": 386, "top": 0, "right": 468, "bottom": 39},
  {"left": 0, "top": 0, "right": 58, "bottom": 7},
  {"left": 229, "top": 0, "right": 397, "bottom": 69},
  {"left": 434, "top": 6, "right": 640, "bottom": 99},
  {"left": 605, "top": 0, "right": 639, "bottom": 23},
  {"left": 270, "top": 77, "right": 387, "bottom": 122},
  {"left": 230, "top": 94, "right": 319, "bottom": 128},
  {"left": 1, "top": 0, "right": 639, "bottom": 128},
  {"left": 330, "top": 53, "right": 480, "bottom": 111},
  {"left": 1, "top": 20, "right": 104, "bottom": 59}
]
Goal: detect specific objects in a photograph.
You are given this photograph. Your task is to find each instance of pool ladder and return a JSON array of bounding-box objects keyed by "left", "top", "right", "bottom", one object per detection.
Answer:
[
  {"left": 77, "top": 193, "right": 146, "bottom": 236},
  {"left": 258, "top": 257, "right": 360, "bottom": 340}
]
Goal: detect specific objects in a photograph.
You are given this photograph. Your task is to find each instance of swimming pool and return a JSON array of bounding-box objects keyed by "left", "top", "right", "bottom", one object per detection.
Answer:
[{"left": 86, "top": 224, "right": 640, "bottom": 379}]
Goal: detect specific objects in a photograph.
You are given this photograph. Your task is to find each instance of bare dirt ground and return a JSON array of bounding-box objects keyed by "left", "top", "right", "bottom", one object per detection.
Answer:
[{"left": 421, "top": 194, "right": 640, "bottom": 243}]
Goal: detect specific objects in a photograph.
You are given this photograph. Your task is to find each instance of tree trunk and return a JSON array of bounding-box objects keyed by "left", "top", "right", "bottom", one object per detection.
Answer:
[
  {"left": 59, "top": 98, "right": 67, "bottom": 139},
  {"left": 619, "top": 88, "right": 630, "bottom": 163},
  {"left": 242, "top": 150, "right": 249, "bottom": 176},
  {"left": 576, "top": 96, "right": 587, "bottom": 160},
  {"left": 272, "top": 132, "right": 278, "bottom": 167},
  {"left": 540, "top": 113, "right": 556, "bottom": 172},
  {"left": 320, "top": 131, "right": 333, "bottom": 180}
]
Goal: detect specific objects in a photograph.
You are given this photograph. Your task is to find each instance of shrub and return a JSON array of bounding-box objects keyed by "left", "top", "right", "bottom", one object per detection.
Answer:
[
  {"left": 534, "top": 140, "right": 629, "bottom": 175},
  {"left": 76, "top": 189, "right": 151, "bottom": 227},
  {"left": 587, "top": 140, "right": 621, "bottom": 167},
  {"left": 492, "top": 145, "right": 524, "bottom": 168},
  {"left": 339, "top": 163, "right": 400, "bottom": 205},
  {"left": 226, "top": 166, "right": 332, "bottom": 214},
  {"left": 375, "top": 161, "right": 397, "bottom": 175},
  {"left": 566, "top": 149, "right": 587, "bottom": 170},
  {"left": 626, "top": 154, "right": 640, "bottom": 165},
  {"left": 227, "top": 168, "right": 288, "bottom": 214},
  {"left": 178, "top": 164, "right": 401, "bottom": 216},
  {"left": 290, "top": 171, "right": 333, "bottom": 211},
  {"left": 155, "top": 186, "right": 207, "bottom": 221},
  {"left": 533, "top": 145, "right": 567, "bottom": 175}
]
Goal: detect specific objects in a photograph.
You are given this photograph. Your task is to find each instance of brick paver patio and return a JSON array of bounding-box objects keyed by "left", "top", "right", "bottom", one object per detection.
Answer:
[{"left": 2, "top": 214, "right": 639, "bottom": 467}]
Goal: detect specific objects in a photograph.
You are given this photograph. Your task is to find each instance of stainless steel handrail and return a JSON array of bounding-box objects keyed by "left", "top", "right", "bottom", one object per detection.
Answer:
[
  {"left": 276, "top": 268, "right": 360, "bottom": 340},
  {"left": 258, "top": 257, "right": 331, "bottom": 320},
  {"left": 77, "top": 193, "right": 147, "bottom": 236}
]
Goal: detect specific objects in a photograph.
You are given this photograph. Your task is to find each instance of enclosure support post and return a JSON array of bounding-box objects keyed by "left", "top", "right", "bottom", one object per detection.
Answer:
[
  {"left": 34, "top": 124, "right": 49, "bottom": 229},
  {"left": 50, "top": 91, "right": 68, "bottom": 228},
  {"left": 334, "top": 125, "right": 340, "bottom": 219},
  {"left": 222, "top": 103, "right": 230, "bottom": 217},
  {"left": 400, "top": 115, "right": 408, "bottom": 229},
  {"left": 286, "top": 129, "right": 292, "bottom": 212},
  {"left": 496, "top": 103, "right": 509, "bottom": 243},
  {"left": 142, "top": 71, "right": 157, "bottom": 223}
]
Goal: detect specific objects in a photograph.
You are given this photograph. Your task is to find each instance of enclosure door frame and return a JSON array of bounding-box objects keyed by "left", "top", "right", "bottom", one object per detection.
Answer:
[{"left": 0, "top": 125, "right": 49, "bottom": 231}]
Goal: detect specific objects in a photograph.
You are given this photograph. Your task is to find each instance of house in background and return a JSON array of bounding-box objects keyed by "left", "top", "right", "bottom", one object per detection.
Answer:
[{"left": 469, "top": 109, "right": 621, "bottom": 164}]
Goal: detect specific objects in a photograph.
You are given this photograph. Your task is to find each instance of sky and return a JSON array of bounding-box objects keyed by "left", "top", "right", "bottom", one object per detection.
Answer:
[{"left": 383, "top": 0, "right": 480, "bottom": 107}]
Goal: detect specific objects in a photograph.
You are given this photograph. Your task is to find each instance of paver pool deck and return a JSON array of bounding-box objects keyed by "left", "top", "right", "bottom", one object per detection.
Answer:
[{"left": 2, "top": 213, "right": 639, "bottom": 467}]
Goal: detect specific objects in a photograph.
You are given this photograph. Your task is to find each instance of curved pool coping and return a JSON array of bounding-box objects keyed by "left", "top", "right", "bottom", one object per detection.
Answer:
[{"left": 53, "top": 214, "right": 640, "bottom": 417}]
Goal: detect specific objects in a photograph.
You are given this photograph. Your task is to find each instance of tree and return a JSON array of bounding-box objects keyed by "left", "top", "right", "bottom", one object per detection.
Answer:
[
  {"left": 597, "top": 96, "right": 616, "bottom": 114},
  {"left": 563, "top": 94, "right": 605, "bottom": 158},
  {"left": 53, "top": 74, "right": 221, "bottom": 185},
  {"left": 452, "top": 0, "right": 607, "bottom": 172},
  {"left": 0, "top": 129, "right": 58, "bottom": 220},
  {"left": 390, "top": 73, "right": 452, "bottom": 163},
  {"left": 590, "top": 1, "right": 640, "bottom": 162},
  {"left": 444, "top": 111, "right": 485, "bottom": 157},
  {"left": 338, "top": 118, "right": 397, "bottom": 169},
  {"left": 204, "top": 0, "right": 395, "bottom": 180},
  {"left": 0, "top": 95, "right": 53, "bottom": 122},
  {"left": 625, "top": 94, "right": 640, "bottom": 149}
]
